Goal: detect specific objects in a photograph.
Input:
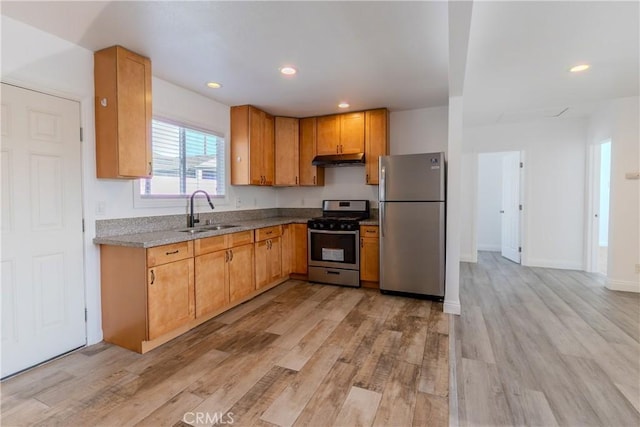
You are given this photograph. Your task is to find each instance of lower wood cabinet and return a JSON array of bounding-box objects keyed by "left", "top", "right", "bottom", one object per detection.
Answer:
[
  {"left": 255, "top": 225, "right": 282, "bottom": 289},
  {"left": 281, "top": 224, "right": 292, "bottom": 276},
  {"left": 360, "top": 225, "right": 379, "bottom": 283},
  {"left": 148, "top": 257, "right": 194, "bottom": 340},
  {"left": 100, "top": 225, "right": 295, "bottom": 354},
  {"left": 292, "top": 223, "right": 308, "bottom": 274}
]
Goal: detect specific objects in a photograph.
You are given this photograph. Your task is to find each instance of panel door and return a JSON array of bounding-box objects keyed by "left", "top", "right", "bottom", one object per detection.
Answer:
[
  {"left": 292, "top": 224, "right": 308, "bottom": 274},
  {"left": 281, "top": 225, "right": 292, "bottom": 276},
  {"left": 299, "top": 117, "right": 324, "bottom": 186},
  {"left": 249, "top": 106, "right": 264, "bottom": 185},
  {"left": 275, "top": 117, "right": 299, "bottom": 186},
  {"left": 269, "top": 237, "right": 282, "bottom": 282},
  {"left": 254, "top": 240, "right": 270, "bottom": 289},
  {"left": 147, "top": 258, "right": 195, "bottom": 340},
  {"left": 501, "top": 152, "right": 521, "bottom": 263},
  {"left": 1, "top": 84, "right": 86, "bottom": 378},
  {"left": 360, "top": 237, "right": 380, "bottom": 282},
  {"left": 229, "top": 244, "right": 255, "bottom": 303},
  {"left": 262, "top": 113, "right": 275, "bottom": 185},
  {"left": 340, "top": 112, "right": 365, "bottom": 154},
  {"left": 365, "top": 109, "right": 388, "bottom": 185},
  {"left": 316, "top": 115, "right": 340, "bottom": 155},
  {"left": 195, "top": 250, "right": 228, "bottom": 318}
]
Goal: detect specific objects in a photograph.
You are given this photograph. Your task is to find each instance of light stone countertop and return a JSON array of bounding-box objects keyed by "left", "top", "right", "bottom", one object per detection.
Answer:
[{"left": 93, "top": 217, "right": 311, "bottom": 248}]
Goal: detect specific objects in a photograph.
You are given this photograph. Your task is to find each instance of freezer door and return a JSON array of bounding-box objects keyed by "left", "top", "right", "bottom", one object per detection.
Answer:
[
  {"left": 379, "top": 201, "right": 445, "bottom": 296},
  {"left": 379, "top": 153, "right": 445, "bottom": 202}
]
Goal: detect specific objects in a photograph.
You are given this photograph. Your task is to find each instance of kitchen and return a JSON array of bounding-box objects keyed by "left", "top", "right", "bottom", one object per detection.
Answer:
[{"left": 2, "top": 1, "right": 639, "bottom": 426}]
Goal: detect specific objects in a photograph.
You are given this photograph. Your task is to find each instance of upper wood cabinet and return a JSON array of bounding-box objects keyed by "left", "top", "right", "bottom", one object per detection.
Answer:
[
  {"left": 299, "top": 118, "right": 325, "bottom": 186},
  {"left": 365, "top": 109, "right": 389, "bottom": 185},
  {"left": 316, "top": 112, "right": 365, "bottom": 155},
  {"left": 231, "top": 105, "right": 275, "bottom": 186},
  {"left": 94, "top": 45, "right": 152, "bottom": 179},
  {"left": 274, "top": 117, "right": 300, "bottom": 186}
]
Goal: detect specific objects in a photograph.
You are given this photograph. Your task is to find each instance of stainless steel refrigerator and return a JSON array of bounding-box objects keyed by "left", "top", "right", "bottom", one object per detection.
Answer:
[{"left": 379, "top": 152, "right": 446, "bottom": 298}]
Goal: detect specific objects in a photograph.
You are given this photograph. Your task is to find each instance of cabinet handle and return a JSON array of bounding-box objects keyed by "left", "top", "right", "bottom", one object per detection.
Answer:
[
  {"left": 266, "top": 231, "right": 273, "bottom": 235},
  {"left": 225, "top": 250, "right": 229, "bottom": 262},
  {"left": 361, "top": 238, "right": 364, "bottom": 248},
  {"left": 100, "top": 98, "right": 108, "bottom": 107},
  {"left": 229, "top": 249, "right": 234, "bottom": 262},
  {"left": 366, "top": 174, "right": 369, "bottom": 183},
  {"left": 366, "top": 229, "right": 376, "bottom": 234},
  {"left": 336, "top": 144, "right": 339, "bottom": 153},
  {"left": 295, "top": 176, "right": 298, "bottom": 185},
  {"left": 313, "top": 175, "right": 316, "bottom": 185},
  {"left": 340, "top": 144, "right": 344, "bottom": 153},
  {"left": 150, "top": 270, "right": 155, "bottom": 285},
  {"left": 165, "top": 250, "right": 179, "bottom": 255}
]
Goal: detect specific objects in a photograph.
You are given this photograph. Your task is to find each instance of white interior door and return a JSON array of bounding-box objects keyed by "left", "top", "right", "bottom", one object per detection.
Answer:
[
  {"left": 1, "top": 83, "right": 85, "bottom": 378},
  {"left": 501, "top": 152, "right": 521, "bottom": 263}
]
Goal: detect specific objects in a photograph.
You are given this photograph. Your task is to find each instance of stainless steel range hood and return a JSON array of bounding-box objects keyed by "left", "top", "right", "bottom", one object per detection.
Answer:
[{"left": 311, "top": 153, "right": 365, "bottom": 167}]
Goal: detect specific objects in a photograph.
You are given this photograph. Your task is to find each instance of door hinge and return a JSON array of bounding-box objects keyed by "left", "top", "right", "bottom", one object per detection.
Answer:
[
  {"left": 82, "top": 218, "right": 85, "bottom": 232},
  {"left": 520, "top": 161, "right": 523, "bottom": 168},
  {"left": 519, "top": 247, "right": 522, "bottom": 253},
  {"left": 519, "top": 204, "right": 523, "bottom": 211},
  {"left": 84, "top": 308, "right": 88, "bottom": 322},
  {"left": 80, "top": 127, "right": 83, "bottom": 142}
]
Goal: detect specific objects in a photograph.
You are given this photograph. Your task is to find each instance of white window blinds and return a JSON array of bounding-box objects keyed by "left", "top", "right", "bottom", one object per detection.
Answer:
[{"left": 140, "top": 118, "right": 226, "bottom": 197}]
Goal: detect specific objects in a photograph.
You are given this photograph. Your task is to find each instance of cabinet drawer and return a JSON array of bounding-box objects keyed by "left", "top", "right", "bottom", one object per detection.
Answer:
[
  {"left": 360, "top": 225, "right": 379, "bottom": 238},
  {"left": 194, "top": 235, "right": 227, "bottom": 256},
  {"left": 228, "top": 230, "right": 254, "bottom": 247},
  {"left": 147, "top": 241, "right": 193, "bottom": 267},
  {"left": 255, "top": 225, "right": 282, "bottom": 242}
]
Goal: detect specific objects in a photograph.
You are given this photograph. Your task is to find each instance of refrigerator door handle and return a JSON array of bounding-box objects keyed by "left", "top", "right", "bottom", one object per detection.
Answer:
[{"left": 380, "top": 165, "right": 386, "bottom": 238}]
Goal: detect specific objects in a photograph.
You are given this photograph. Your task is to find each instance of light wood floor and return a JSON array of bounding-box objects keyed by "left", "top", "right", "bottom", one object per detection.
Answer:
[
  {"left": 454, "top": 252, "right": 640, "bottom": 426},
  {"left": 1, "top": 280, "right": 449, "bottom": 427}
]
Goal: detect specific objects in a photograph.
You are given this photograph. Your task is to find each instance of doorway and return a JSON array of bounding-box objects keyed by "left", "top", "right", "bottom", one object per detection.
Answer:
[
  {"left": 1, "top": 83, "right": 86, "bottom": 378},
  {"left": 476, "top": 151, "right": 523, "bottom": 263},
  {"left": 587, "top": 140, "right": 611, "bottom": 275}
]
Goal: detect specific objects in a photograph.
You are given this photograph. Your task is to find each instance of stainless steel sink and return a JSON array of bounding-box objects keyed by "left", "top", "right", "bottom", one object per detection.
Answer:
[{"left": 178, "top": 224, "right": 239, "bottom": 233}]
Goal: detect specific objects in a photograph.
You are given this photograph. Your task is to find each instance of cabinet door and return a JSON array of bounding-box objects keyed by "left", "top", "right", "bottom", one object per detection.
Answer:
[
  {"left": 340, "top": 112, "right": 365, "bottom": 154},
  {"left": 249, "top": 106, "right": 264, "bottom": 185},
  {"left": 275, "top": 117, "right": 299, "bottom": 186},
  {"left": 195, "top": 251, "right": 228, "bottom": 318},
  {"left": 299, "top": 117, "right": 324, "bottom": 186},
  {"left": 229, "top": 244, "right": 255, "bottom": 303},
  {"left": 95, "top": 46, "right": 152, "bottom": 179},
  {"left": 269, "top": 237, "right": 282, "bottom": 282},
  {"left": 316, "top": 115, "right": 340, "bottom": 155},
  {"left": 360, "top": 237, "right": 380, "bottom": 282},
  {"left": 262, "top": 113, "right": 275, "bottom": 185},
  {"left": 254, "top": 240, "right": 270, "bottom": 289},
  {"left": 281, "top": 224, "right": 293, "bottom": 276},
  {"left": 365, "top": 109, "right": 388, "bottom": 185},
  {"left": 147, "top": 258, "right": 195, "bottom": 340},
  {"left": 292, "top": 224, "right": 308, "bottom": 274}
]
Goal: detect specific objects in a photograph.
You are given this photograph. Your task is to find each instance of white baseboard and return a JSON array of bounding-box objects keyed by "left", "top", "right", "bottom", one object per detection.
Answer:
[
  {"left": 444, "top": 300, "right": 461, "bottom": 315},
  {"left": 477, "top": 244, "right": 500, "bottom": 252},
  {"left": 460, "top": 253, "right": 477, "bottom": 263},
  {"left": 524, "top": 258, "right": 583, "bottom": 270},
  {"left": 606, "top": 279, "right": 640, "bottom": 293}
]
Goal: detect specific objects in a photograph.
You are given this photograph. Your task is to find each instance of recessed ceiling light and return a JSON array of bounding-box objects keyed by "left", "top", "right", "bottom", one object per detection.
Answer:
[
  {"left": 279, "top": 66, "right": 297, "bottom": 76},
  {"left": 206, "top": 82, "right": 222, "bottom": 89},
  {"left": 569, "top": 64, "right": 590, "bottom": 73},
  {"left": 338, "top": 102, "right": 350, "bottom": 109}
]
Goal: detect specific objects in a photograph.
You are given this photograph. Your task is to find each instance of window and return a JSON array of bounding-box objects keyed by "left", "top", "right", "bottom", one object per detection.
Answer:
[{"left": 140, "top": 118, "right": 226, "bottom": 197}]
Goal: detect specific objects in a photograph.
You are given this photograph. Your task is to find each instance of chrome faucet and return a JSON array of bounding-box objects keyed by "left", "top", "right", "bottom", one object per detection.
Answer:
[{"left": 188, "top": 190, "right": 215, "bottom": 228}]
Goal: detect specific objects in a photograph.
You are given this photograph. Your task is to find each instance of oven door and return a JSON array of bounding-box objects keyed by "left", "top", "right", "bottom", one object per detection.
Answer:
[{"left": 308, "top": 229, "right": 359, "bottom": 270}]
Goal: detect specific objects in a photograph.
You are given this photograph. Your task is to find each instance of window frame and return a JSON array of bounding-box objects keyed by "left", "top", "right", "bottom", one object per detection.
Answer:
[{"left": 133, "top": 114, "right": 230, "bottom": 209}]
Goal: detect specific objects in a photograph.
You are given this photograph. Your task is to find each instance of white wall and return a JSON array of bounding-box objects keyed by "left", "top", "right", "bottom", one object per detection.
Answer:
[
  {"left": 476, "top": 152, "right": 505, "bottom": 251},
  {"left": 587, "top": 97, "right": 640, "bottom": 292},
  {"left": 461, "top": 117, "right": 587, "bottom": 270}
]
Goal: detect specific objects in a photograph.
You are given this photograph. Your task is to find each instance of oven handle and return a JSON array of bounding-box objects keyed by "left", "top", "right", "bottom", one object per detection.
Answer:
[{"left": 308, "top": 229, "right": 359, "bottom": 235}]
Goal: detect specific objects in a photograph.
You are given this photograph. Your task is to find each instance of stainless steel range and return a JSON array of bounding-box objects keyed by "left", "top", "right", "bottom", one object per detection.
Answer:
[{"left": 307, "top": 200, "right": 370, "bottom": 287}]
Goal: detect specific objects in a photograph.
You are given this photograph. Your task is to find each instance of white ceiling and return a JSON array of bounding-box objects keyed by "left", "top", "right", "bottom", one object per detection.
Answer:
[{"left": 2, "top": 1, "right": 638, "bottom": 124}]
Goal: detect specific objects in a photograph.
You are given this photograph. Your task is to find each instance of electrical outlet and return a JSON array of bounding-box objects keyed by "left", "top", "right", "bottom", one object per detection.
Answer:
[{"left": 235, "top": 197, "right": 242, "bottom": 208}]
